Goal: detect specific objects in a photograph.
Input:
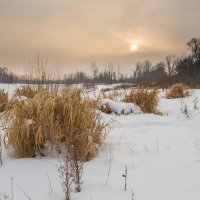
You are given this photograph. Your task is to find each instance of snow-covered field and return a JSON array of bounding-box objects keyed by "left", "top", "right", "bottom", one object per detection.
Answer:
[{"left": 0, "top": 84, "right": 200, "bottom": 200}]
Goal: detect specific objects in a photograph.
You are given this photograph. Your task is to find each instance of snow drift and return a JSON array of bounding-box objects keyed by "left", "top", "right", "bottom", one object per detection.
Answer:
[{"left": 99, "top": 98, "right": 142, "bottom": 115}]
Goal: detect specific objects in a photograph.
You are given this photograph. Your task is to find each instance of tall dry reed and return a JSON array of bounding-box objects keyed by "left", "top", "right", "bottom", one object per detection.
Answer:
[
  {"left": 123, "top": 87, "right": 160, "bottom": 114},
  {"left": 0, "top": 90, "right": 8, "bottom": 112},
  {"left": 3, "top": 89, "right": 108, "bottom": 159}
]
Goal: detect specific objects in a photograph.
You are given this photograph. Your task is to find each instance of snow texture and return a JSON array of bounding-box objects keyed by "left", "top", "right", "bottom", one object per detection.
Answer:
[{"left": 0, "top": 85, "right": 200, "bottom": 200}]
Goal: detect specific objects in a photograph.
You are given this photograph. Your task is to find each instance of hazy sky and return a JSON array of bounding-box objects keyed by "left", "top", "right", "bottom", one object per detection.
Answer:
[{"left": 0, "top": 0, "right": 200, "bottom": 74}]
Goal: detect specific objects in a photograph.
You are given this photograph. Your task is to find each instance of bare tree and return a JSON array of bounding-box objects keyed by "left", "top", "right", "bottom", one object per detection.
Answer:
[
  {"left": 165, "top": 55, "right": 177, "bottom": 77},
  {"left": 187, "top": 37, "right": 200, "bottom": 65},
  {"left": 91, "top": 62, "right": 99, "bottom": 82}
]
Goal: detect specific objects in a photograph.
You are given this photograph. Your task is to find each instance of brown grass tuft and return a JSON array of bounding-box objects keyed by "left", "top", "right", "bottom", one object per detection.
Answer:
[
  {"left": 14, "top": 85, "right": 38, "bottom": 99},
  {"left": 99, "top": 103, "right": 113, "bottom": 114},
  {"left": 100, "top": 88, "right": 112, "bottom": 93},
  {"left": 0, "top": 90, "right": 8, "bottom": 112},
  {"left": 3, "top": 89, "right": 108, "bottom": 159},
  {"left": 166, "top": 83, "right": 189, "bottom": 99},
  {"left": 123, "top": 87, "right": 160, "bottom": 114}
]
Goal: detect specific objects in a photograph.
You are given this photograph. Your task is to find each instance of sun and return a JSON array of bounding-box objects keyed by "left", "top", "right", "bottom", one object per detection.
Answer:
[{"left": 130, "top": 43, "right": 138, "bottom": 52}]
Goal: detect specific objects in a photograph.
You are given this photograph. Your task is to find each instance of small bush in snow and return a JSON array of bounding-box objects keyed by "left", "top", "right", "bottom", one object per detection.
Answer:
[
  {"left": 193, "top": 98, "right": 199, "bottom": 110},
  {"left": 166, "top": 83, "right": 189, "bottom": 99},
  {"left": 59, "top": 152, "right": 84, "bottom": 199},
  {"left": 123, "top": 87, "right": 160, "bottom": 114},
  {"left": 0, "top": 192, "right": 11, "bottom": 200},
  {"left": 180, "top": 100, "right": 190, "bottom": 118},
  {"left": 58, "top": 156, "right": 73, "bottom": 200}
]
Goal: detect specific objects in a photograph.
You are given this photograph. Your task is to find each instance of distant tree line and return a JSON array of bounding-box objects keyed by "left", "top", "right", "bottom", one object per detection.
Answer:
[
  {"left": 176, "top": 38, "right": 200, "bottom": 84},
  {"left": 63, "top": 63, "right": 129, "bottom": 85},
  {"left": 63, "top": 37, "right": 200, "bottom": 87},
  {"left": 1, "top": 37, "right": 200, "bottom": 87},
  {"left": 0, "top": 66, "right": 18, "bottom": 83},
  {"left": 132, "top": 37, "right": 200, "bottom": 87}
]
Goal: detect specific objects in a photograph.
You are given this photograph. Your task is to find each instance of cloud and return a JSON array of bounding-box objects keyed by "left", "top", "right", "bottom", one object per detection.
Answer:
[{"left": 0, "top": 0, "right": 200, "bottom": 73}]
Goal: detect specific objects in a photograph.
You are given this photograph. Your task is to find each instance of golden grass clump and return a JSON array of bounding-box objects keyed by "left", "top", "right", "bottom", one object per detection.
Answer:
[
  {"left": 123, "top": 87, "right": 160, "bottom": 114},
  {"left": 14, "top": 85, "right": 38, "bottom": 99},
  {"left": 0, "top": 90, "right": 8, "bottom": 112},
  {"left": 166, "top": 83, "right": 189, "bottom": 99},
  {"left": 5, "top": 86, "right": 38, "bottom": 112},
  {"left": 100, "top": 88, "right": 112, "bottom": 93},
  {"left": 3, "top": 89, "right": 108, "bottom": 159}
]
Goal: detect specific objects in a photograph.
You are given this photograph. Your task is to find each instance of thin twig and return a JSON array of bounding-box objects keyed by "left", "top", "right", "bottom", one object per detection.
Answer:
[
  {"left": 105, "top": 164, "right": 111, "bottom": 185},
  {"left": 131, "top": 188, "right": 134, "bottom": 200},
  {"left": 157, "top": 136, "right": 159, "bottom": 152},
  {"left": 105, "top": 154, "right": 112, "bottom": 185},
  {"left": 47, "top": 172, "right": 53, "bottom": 194},
  {"left": 11, "top": 177, "right": 13, "bottom": 200},
  {"left": 20, "top": 188, "right": 32, "bottom": 200},
  {"left": 122, "top": 166, "right": 127, "bottom": 191},
  {"left": 145, "top": 144, "right": 149, "bottom": 152},
  {"left": 125, "top": 166, "right": 127, "bottom": 191},
  {"left": 0, "top": 138, "right": 2, "bottom": 165}
]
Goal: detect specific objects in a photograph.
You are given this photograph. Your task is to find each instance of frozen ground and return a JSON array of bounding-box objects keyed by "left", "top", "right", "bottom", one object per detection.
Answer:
[{"left": 0, "top": 84, "right": 200, "bottom": 200}]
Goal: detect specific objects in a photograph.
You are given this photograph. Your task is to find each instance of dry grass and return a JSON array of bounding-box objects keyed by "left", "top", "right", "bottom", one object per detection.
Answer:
[
  {"left": 166, "top": 83, "right": 189, "bottom": 99},
  {"left": 99, "top": 103, "right": 113, "bottom": 114},
  {"left": 101, "top": 92, "right": 115, "bottom": 101},
  {"left": 100, "top": 88, "right": 113, "bottom": 93},
  {"left": 0, "top": 90, "right": 8, "bottom": 112},
  {"left": 101, "top": 89, "right": 124, "bottom": 102},
  {"left": 4, "top": 86, "right": 38, "bottom": 112},
  {"left": 14, "top": 85, "right": 38, "bottom": 99},
  {"left": 3, "top": 89, "right": 108, "bottom": 159},
  {"left": 123, "top": 87, "right": 160, "bottom": 114}
]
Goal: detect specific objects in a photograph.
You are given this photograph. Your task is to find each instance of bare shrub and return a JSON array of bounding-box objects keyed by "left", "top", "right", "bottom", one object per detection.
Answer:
[
  {"left": 123, "top": 87, "right": 160, "bottom": 114},
  {"left": 0, "top": 90, "right": 8, "bottom": 112},
  {"left": 70, "top": 159, "right": 83, "bottom": 192},
  {"left": 166, "top": 83, "right": 189, "bottom": 99},
  {"left": 0, "top": 192, "right": 11, "bottom": 200},
  {"left": 3, "top": 89, "right": 108, "bottom": 158},
  {"left": 58, "top": 142, "right": 85, "bottom": 197},
  {"left": 58, "top": 155, "right": 73, "bottom": 200}
]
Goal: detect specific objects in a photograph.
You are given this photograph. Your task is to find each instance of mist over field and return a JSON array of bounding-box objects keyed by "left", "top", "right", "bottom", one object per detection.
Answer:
[{"left": 0, "top": 0, "right": 200, "bottom": 74}]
